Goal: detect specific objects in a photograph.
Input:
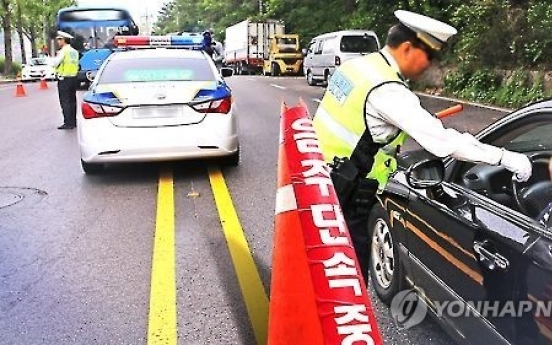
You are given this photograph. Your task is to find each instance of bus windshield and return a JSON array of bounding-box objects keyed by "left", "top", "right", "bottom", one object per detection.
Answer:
[{"left": 56, "top": 7, "right": 139, "bottom": 51}]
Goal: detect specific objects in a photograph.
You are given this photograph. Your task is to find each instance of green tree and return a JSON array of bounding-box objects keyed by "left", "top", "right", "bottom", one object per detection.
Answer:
[
  {"left": 1, "top": 0, "right": 75, "bottom": 75},
  {"left": 1, "top": 0, "right": 14, "bottom": 75}
]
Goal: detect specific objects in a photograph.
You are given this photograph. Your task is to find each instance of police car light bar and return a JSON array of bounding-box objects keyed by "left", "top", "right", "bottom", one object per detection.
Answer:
[{"left": 114, "top": 35, "right": 203, "bottom": 49}]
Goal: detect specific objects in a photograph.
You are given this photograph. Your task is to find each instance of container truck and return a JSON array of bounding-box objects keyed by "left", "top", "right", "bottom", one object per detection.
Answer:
[{"left": 224, "top": 19, "right": 303, "bottom": 76}]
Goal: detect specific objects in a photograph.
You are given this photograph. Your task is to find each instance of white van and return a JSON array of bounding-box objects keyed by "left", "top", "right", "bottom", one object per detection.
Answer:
[{"left": 303, "top": 30, "right": 380, "bottom": 86}]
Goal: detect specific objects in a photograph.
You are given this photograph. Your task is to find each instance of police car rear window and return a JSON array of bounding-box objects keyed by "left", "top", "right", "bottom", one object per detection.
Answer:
[
  {"left": 98, "top": 58, "right": 215, "bottom": 83},
  {"left": 340, "top": 35, "right": 379, "bottom": 53}
]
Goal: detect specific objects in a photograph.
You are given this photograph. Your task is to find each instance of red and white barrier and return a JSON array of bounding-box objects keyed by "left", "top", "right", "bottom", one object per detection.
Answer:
[{"left": 268, "top": 101, "right": 383, "bottom": 345}]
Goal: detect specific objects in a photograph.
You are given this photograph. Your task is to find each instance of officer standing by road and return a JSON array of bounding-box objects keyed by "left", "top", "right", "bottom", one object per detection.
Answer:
[
  {"left": 51, "top": 31, "right": 79, "bottom": 130},
  {"left": 313, "top": 10, "right": 533, "bottom": 281}
]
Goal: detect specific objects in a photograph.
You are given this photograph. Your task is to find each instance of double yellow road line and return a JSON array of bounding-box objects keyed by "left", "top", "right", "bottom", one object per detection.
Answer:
[{"left": 147, "top": 166, "right": 268, "bottom": 345}]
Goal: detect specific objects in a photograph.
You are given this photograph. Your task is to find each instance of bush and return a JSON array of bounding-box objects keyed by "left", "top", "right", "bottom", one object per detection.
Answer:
[
  {"left": 443, "top": 66, "right": 502, "bottom": 103},
  {"left": 494, "top": 71, "right": 547, "bottom": 108},
  {"left": 0, "top": 57, "right": 22, "bottom": 77},
  {"left": 439, "top": 65, "right": 550, "bottom": 109}
]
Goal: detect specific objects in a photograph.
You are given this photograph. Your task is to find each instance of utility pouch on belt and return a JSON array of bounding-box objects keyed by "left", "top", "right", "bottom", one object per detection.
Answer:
[
  {"left": 329, "top": 157, "right": 359, "bottom": 207},
  {"left": 329, "top": 128, "right": 382, "bottom": 213},
  {"left": 330, "top": 157, "right": 379, "bottom": 213}
]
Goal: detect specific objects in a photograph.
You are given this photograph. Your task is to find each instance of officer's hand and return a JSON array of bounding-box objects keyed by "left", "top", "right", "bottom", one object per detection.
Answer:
[{"left": 500, "top": 150, "right": 532, "bottom": 182}]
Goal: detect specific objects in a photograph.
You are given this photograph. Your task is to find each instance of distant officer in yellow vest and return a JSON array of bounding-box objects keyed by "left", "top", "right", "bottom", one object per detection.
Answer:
[
  {"left": 313, "top": 10, "right": 532, "bottom": 281},
  {"left": 51, "top": 31, "right": 79, "bottom": 130}
]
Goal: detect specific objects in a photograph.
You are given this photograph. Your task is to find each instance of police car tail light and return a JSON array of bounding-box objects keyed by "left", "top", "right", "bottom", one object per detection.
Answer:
[
  {"left": 191, "top": 97, "right": 232, "bottom": 114},
  {"left": 82, "top": 102, "right": 123, "bottom": 119}
]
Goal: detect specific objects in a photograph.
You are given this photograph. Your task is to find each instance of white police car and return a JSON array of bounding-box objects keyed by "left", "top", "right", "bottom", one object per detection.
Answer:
[
  {"left": 78, "top": 35, "right": 238, "bottom": 174},
  {"left": 21, "top": 57, "right": 56, "bottom": 82}
]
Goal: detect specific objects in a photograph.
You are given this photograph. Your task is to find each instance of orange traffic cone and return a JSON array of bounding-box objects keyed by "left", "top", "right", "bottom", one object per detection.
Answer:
[
  {"left": 268, "top": 135, "right": 324, "bottom": 345},
  {"left": 39, "top": 77, "right": 48, "bottom": 90},
  {"left": 268, "top": 102, "right": 384, "bottom": 345},
  {"left": 15, "top": 81, "right": 27, "bottom": 97}
]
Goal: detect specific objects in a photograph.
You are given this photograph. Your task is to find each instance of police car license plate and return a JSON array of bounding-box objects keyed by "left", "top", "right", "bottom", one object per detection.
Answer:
[{"left": 133, "top": 106, "right": 182, "bottom": 119}]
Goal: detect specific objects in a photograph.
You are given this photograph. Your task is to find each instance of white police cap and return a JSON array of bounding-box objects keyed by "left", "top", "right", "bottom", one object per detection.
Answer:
[
  {"left": 56, "top": 31, "right": 73, "bottom": 39},
  {"left": 394, "top": 10, "right": 457, "bottom": 51}
]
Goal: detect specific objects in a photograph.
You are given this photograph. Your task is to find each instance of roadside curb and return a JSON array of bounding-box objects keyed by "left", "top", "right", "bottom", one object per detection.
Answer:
[
  {"left": 310, "top": 80, "right": 513, "bottom": 113},
  {"left": 415, "top": 91, "right": 513, "bottom": 113}
]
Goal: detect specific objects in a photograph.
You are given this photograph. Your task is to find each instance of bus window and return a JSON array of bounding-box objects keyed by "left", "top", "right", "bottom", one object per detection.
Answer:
[
  {"left": 55, "top": 6, "right": 140, "bottom": 84},
  {"left": 56, "top": 7, "right": 138, "bottom": 50}
]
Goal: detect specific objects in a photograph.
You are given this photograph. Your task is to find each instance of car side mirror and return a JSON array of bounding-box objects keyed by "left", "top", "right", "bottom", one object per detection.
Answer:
[
  {"left": 405, "top": 159, "right": 445, "bottom": 189},
  {"left": 301, "top": 48, "right": 307, "bottom": 56}
]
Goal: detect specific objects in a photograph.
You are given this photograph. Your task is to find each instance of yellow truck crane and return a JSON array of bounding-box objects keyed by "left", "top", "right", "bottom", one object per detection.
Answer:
[{"left": 224, "top": 19, "right": 303, "bottom": 76}]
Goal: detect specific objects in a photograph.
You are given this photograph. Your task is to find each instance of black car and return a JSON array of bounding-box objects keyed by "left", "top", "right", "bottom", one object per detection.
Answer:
[{"left": 369, "top": 99, "right": 552, "bottom": 345}]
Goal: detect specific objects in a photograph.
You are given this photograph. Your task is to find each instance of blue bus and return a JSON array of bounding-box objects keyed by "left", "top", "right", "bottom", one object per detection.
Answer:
[{"left": 55, "top": 6, "right": 139, "bottom": 86}]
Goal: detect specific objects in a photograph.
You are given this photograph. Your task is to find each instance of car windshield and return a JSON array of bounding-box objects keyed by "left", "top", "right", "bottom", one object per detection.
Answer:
[
  {"left": 29, "top": 58, "right": 48, "bottom": 66},
  {"left": 97, "top": 57, "right": 216, "bottom": 83},
  {"left": 340, "top": 35, "right": 378, "bottom": 53}
]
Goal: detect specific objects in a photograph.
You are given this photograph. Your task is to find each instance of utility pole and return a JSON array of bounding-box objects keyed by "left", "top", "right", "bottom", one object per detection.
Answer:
[{"left": 141, "top": 8, "right": 152, "bottom": 35}]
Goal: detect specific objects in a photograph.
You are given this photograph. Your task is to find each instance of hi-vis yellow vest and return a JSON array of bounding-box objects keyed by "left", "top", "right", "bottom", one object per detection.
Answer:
[
  {"left": 313, "top": 52, "right": 408, "bottom": 191},
  {"left": 55, "top": 46, "right": 79, "bottom": 77}
]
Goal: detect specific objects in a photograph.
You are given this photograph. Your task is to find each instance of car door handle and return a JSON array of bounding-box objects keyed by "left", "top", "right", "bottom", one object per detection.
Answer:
[{"left": 473, "top": 241, "right": 510, "bottom": 271}]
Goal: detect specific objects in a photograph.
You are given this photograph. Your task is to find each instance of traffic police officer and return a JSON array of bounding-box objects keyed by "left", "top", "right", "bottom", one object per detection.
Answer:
[
  {"left": 313, "top": 10, "right": 533, "bottom": 281},
  {"left": 202, "top": 30, "right": 214, "bottom": 57},
  {"left": 51, "top": 31, "right": 79, "bottom": 130}
]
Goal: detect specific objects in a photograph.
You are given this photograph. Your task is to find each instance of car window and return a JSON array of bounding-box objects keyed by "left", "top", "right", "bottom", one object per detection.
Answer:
[
  {"left": 450, "top": 116, "right": 552, "bottom": 180},
  {"left": 339, "top": 35, "right": 379, "bottom": 53},
  {"left": 490, "top": 121, "right": 552, "bottom": 152},
  {"left": 275, "top": 37, "right": 297, "bottom": 53},
  {"left": 315, "top": 39, "right": 324, "bottom": 54},
  {"left": 97, "top": 57, "right": 215, "bottom": 83},
  {"left": 276, "top": 37, "right": 296, "bottom": 45},
  {"left": 307, "top": 41, "right": 316, "bottom": 55},
  {"left": 445, "top": 114, "right": 552, "bottom": 222}
]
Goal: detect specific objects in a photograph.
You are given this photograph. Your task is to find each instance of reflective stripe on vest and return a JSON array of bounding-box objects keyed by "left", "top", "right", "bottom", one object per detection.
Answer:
[
  {"left": 312, "top": 53, "right": 407, "bottom": 190},
  {"left": 56, "top": 46, "right": 79, "bottom": 77}
]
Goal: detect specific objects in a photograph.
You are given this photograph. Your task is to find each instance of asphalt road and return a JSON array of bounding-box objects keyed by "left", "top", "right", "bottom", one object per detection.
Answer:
[{"left": 0, "top": 76, "right": 509, "bottom": 344}]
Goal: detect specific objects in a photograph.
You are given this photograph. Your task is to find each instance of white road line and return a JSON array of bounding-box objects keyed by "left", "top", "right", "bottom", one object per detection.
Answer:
[
  {"left": 270, "top": 84, "right": 286, "bottom": 90},
  {"left": 416, "top": 92, "right": 511, "bottom": 112}
]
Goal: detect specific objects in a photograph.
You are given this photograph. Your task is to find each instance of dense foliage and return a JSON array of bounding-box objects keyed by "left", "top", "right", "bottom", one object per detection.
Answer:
[
  {"left": 1, "top": 0, "right": 75, "bottom": 75},
  {"left": 155, "top": 0, "right": 536, "bottom": 66},
  {"left": 154, "top": 0, "right": 552, "bottom": 107},
  {"left": 2, "top": 0, "right": 552, "bottom": 107}
]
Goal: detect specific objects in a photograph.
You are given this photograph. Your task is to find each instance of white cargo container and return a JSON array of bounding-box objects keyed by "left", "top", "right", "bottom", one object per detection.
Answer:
[{"left": 224, "top": 19, "right": 285, "bottom": 75}]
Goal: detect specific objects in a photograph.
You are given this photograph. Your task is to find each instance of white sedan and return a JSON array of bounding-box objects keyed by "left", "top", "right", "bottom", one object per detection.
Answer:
[
  {"left": 21, "top": 57, "right": 56, "bottom": 82},
  {"left": 78, "top": 38, "right": 239, "bottom": 174}
]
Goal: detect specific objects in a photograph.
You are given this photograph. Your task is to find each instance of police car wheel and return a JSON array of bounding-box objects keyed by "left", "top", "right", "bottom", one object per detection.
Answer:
[
  {"left": 81, "top": 159, "right": 104, "bottom": 175},
  {"left": 222, "top": 146, "right": 240, "bottom": 166},
  {"left": 368, "top": 204, "right": 405, "bottom": 305}
]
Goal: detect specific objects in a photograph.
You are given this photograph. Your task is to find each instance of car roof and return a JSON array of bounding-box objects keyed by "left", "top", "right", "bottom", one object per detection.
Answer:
[
  {"left": 311, "top": 30, "right": 378, "bottom": 40},
  {"left": 109, "top": 48, "right": 207, "bottom": 61}
]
